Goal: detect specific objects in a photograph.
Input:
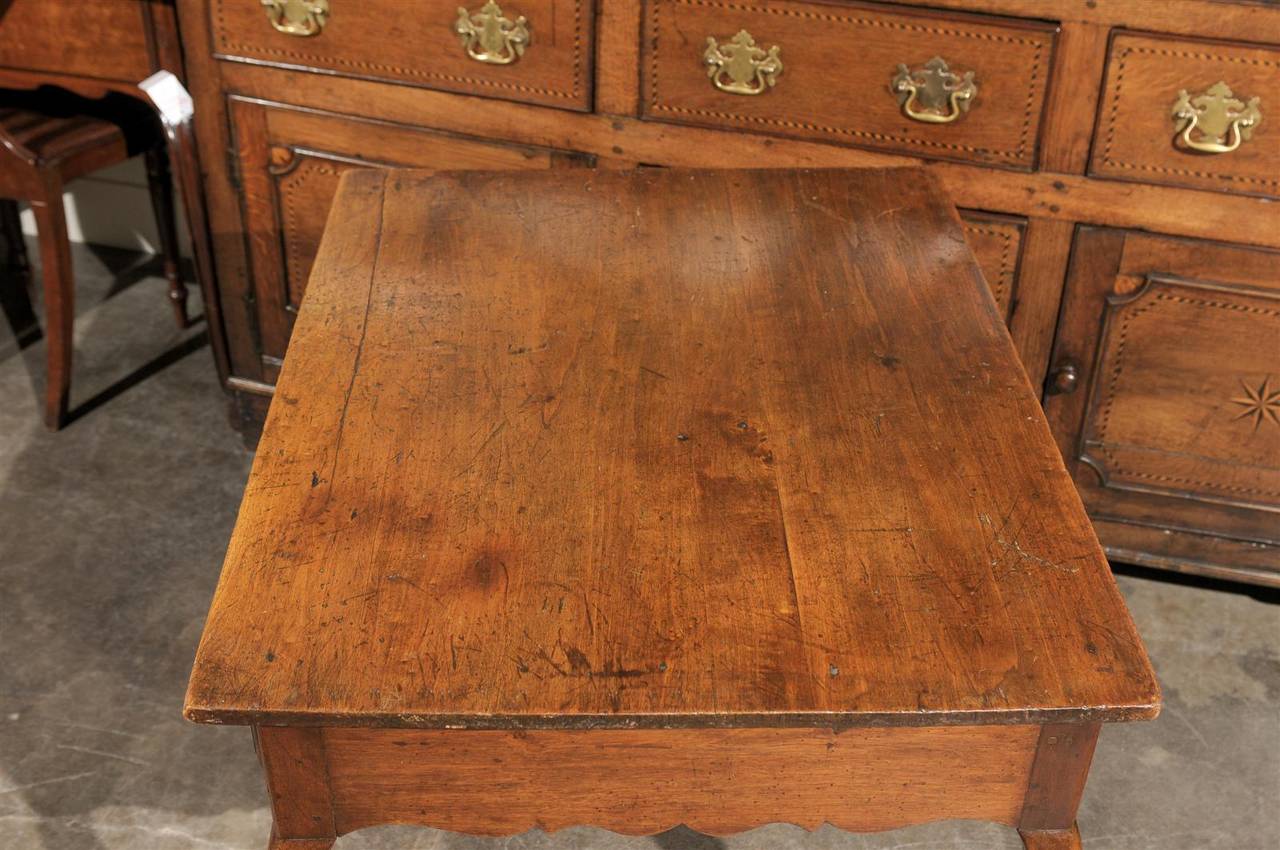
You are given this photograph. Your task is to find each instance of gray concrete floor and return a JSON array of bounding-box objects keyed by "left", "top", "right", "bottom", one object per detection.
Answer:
[{"left": 1, "top": 245, "right": 1277, "bottom": 850}]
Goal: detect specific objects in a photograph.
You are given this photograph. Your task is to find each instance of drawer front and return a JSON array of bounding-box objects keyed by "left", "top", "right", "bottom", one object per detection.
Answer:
[
  {"left": 211, "top": 0, "right": 592, "bottom": 110},
  {"left": 1045, "top": 228, "right": 1280, "bottom": 578},
  {"left": 959, "top": 210, "right": 1026, "bottom": 323},
  {"left": 1091, "top": 32, "right": 1279, "bottom": 199},
  {"left": 641, "top": 0, "right": 1056, "bottom": 169},
  {"left": 0, "top": 0, "right": 153, "bottom": 83},
  {"left": 230, "top": 99, "right": 592, "bottom": 377}
]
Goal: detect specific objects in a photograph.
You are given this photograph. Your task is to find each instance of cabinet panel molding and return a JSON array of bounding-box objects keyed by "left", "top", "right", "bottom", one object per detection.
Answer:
[
  {"left": 1080, "top": 273, "right": 1280, "bottom": 513},
  {"left": 1047, "top": 228, "right": 1280, "bottom": 582}
]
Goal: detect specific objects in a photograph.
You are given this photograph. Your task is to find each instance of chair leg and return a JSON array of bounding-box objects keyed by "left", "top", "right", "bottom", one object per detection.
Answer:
[
  {"left": 0, "top": 198, "right": 31, "bottom": 279},
  {"left": 30, "top": 192, "right": 75, "bottom": 430},
  {"left": 145, "top": 146, "right": 188, "bottom": 328},
  {"left": 0, "top": 199, "right": 39, "bottom": 346}
]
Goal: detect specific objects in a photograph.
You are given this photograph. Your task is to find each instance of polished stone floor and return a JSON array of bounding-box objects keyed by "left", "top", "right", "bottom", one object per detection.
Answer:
[{"left": 1, "top": 245, "right": 1277, "bottom": 850}]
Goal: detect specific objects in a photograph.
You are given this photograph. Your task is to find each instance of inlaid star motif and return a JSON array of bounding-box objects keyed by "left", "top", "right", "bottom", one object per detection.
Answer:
[{"left": 1230, "top": 376, "right": 1280, "bottom": 432}]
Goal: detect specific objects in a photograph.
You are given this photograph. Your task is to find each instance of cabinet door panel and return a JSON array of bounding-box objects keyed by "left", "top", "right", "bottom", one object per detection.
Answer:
[
  {"left": 959, "top": 210, "right": 1026, "bottom": 324},
  {"left": 230, "top": 99, "right": 590, "bottom": 377},
  {"left": 1045, "top": 228, "right": 1280, "bottom": 585}
]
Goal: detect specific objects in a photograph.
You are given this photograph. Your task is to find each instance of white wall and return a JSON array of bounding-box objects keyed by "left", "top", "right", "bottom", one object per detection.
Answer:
[{"left": 20, "top": 157, "right": 191, "bottom": 254}]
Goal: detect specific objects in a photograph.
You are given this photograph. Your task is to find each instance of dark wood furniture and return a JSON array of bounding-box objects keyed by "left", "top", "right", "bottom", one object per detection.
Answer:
[
  {"left": 0, "top": 0, "right": 226, "bottom": 426},
  {"left": 0, "top": 93, "right": 188, "bottom": 428},
  {"left": 184, "top": 167, "right": 1160, "bottom": 850},
  {"left": 175, "top": 0, "right": 1279, "bottom": 586}
]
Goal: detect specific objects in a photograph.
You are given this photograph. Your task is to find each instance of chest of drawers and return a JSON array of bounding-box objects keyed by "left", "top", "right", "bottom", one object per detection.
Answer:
[{"left": 175, "top": 0, "right": 1279, "bottom": 586}]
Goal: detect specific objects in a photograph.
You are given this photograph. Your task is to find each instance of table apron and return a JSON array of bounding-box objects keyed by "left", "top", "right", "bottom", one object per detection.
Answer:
[{"left": 287, "top": 725, "right": 1051, "bottom": 836}]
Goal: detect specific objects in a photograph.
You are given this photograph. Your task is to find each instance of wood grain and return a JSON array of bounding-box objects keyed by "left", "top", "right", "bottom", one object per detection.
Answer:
[
  {"left": 1094, "top": 519, "right": 1280, "bottom": 589},
  {"left": 1039, "top": 21, "right": 1110, "bottom": 174},
  {"left": 185, "top": 168, "right": 1158, "bottom": 728},
  {"left": 0, "top": 0, "right": 153, "bottom": 84},
  {"left": 227, "top": 96, "right": 578, "bottom": 369},
  {"left": 960, "top": 210, "right": 1026, "bottom": 322},
  {"left": 1090, "top": 32, "right": 1280, "bottom": 199},
  {"left": 890, "top": 1, "right": 1280, "bottom": 43},
  {"left": 321, "top": 725, "right": 1040, "bottom": 835},
  {"left": 179, "top": 0, "right": 1280, "bottom": 584},
  {"left": 209, "top": 0, "right": 593, "bottom": 111},
  {"left": 1045, "top": 228, "right": 1280, "bottom": 582},
  {"left": 642, "top": 0, "right": 1056, "bottom": 170},
  {"left": 1018, "top": 723, "right": 1100, "bottom": 831},
  {"left": 256, "top": 727, "right": 336, "bottom": 846},
  {"left": 1020, "top": 824, "right": 1083, "bottom": 850},
  {"left": 216, "top": 64, "right": 1280, "bottom": 252},
  {"left": 1007, "top": 218, "right": 1075, "bottom": 394}
]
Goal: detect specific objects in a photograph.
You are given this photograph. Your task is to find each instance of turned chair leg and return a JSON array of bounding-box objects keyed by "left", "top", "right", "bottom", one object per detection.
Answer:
[
  {"left": 30, "top": 190, "right": 75, "bottom": 430},
  {"left": 144, "top": 146, "right": 189, "bottom": 329}
]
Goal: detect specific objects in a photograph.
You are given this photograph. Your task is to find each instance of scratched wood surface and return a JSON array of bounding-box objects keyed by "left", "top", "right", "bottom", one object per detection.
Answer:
[{"left": 185, "top": 168, "right": 1159, "bottom": 728}]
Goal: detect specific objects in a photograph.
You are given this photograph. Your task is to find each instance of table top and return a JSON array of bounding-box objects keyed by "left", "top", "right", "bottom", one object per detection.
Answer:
[{"left": 185, "top": 168, "right": 1159, "bottom": 730}]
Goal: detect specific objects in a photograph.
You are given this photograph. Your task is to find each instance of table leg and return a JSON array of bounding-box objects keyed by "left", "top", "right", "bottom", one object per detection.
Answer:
[
  {"left": 256, "top": 727, "right": 336, "bottom": 850},
  {"left": 1016, "top": 723, "right": 1100, "bottom": 850},
  {"left": 1019, "top": 823, "right": 1082, "bottom": 849}
]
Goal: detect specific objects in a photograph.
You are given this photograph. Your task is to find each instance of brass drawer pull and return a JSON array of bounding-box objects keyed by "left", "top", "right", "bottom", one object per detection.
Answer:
[
  {"left": 455, "top": 1, "right": 530, "bottom": 65},
  {"left": 704, "top": 30, "right": 783, "bottom": 96},
  {"left": 261, "top": 0, "right": 328, "bottom": 37},
  {"left": 1172, "top": 82, "right": 1261, "bottom": 154},
  {"left": 892, "top": 57, "right": 976, "bottom": 124}
]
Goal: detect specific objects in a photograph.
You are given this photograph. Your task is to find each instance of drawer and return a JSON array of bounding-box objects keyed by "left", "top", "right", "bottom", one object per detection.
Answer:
[
  {"left": 0, "top": 0, "right": 153, "bottom": 83},
  {"left": 1091, "top": 32, "right": 1278, "bottom": 199},
  {"left": 641, "top": 0, "right": 1057, "bottom": 170},
  {"left": 211, "top": 0, "right": 592, "bottom": 110},
  {"left": 959, "top": 210, "right": 1026, "bottom": 324}
]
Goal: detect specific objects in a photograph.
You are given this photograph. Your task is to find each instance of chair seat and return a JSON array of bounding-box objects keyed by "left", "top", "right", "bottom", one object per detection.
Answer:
[{"left": 0, "top": 108, "right": 129, "bottom": 181}]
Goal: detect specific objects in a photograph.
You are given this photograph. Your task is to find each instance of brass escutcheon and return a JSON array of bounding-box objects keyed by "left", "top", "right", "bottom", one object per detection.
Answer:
[
  {"left": 455, "top": 1, "right": 530, "bottom": 65},
  {"left": 261, "top": 0, "right": 329, "bottom": 37},
  {"left": 1172, "top": 82, "right": 1261, "bottom": 154},
  {"left": 891, "top": 57, "right": 977, "bottom": 124},
  {"left": 703, "top": 30, "right": 783, "bottom": 96}
]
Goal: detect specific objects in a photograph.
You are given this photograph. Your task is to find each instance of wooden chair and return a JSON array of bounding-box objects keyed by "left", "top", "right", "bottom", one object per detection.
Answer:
[{"left": 0, "top": 87, "right": 188, "bottom": 430}]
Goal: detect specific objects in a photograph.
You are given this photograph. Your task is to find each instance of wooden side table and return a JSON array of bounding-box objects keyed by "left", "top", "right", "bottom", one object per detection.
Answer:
[{"left": 185, "top": 168, "right": 1160, "bottom": 850}]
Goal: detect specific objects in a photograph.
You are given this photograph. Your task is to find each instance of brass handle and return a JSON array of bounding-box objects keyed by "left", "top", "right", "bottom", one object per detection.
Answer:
[
  {"left": 1172, "top": 82, "right": 1261, "bottom": 154},
  {"left": 455, "top": 1, "right": 529, "bottom": 65},
  {"left": 1047, "top": 363, "right": 1079, "bottom": 395},
  {"left": 261, "top": 0, "right": 328, "bottom": 37},
  {"left": 704, "top": 30, "right": 783, "bottom": 96},
  {"left": 892, "top": 57, "right": 976, "bottom": 124}
]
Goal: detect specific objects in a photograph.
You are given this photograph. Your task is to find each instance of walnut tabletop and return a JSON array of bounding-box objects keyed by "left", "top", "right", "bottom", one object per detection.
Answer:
[{"left": 186, "top": 167, "right": 1157, "bottom": 735}]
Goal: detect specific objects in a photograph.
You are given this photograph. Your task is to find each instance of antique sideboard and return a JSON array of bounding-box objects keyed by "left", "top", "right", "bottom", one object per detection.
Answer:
[{"left": 42, "top": 0, "right": 1275, "bottom": 585}]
